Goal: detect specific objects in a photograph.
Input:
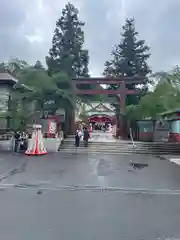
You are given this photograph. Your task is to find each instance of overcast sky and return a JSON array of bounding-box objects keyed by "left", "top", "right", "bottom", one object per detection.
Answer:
[{"left": 0, "top": 0, "right": 179, "bottom": 76}]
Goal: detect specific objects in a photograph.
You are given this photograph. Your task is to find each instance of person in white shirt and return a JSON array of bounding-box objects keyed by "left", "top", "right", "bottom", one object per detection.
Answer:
[{"left": 75, "top": 128, "right": 82, "bottom": 147}]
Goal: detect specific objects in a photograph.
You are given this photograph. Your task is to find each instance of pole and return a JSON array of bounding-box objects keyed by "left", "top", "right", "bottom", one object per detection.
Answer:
[{"left": 119, "top": 81, "right": 126, "bottom": 137}]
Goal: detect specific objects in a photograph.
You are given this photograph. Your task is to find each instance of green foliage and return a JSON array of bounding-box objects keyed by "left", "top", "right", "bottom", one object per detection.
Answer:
[
  {"left": 9, "top": 90, "right": 30, "bottom": 131},
  {"left": 0, "top": 58, "right": 29, "bottom": 75},
  {"left": 79, "top": 112, "right": 88, "bottom": 123},
  {"left": 34, "top": 60, "right": 44, "bottom": 69},
  {"left": 3, "top": 58, "right": 73, "bottom": 111},
  {"left": 126, "top": 66, "right": 180, "bottom": 122},
  {"left": 46, "top": 2, "right": 106, "bottom": 103},
  {"left": 104, "top": 18, "right": 151, "bottom": 78},
  {"left": 103, "top": 18, "right": 151, "bottom": 109},
  {"left": 46, "top": 2, "right": 87, "bottom": 106},
  {"left": 6, "top": 58, "right": 29, "bottom": 74},
  {"left": 5, "top": 63, "right": 74, "bottom": 131},
  {"left": 16, "top": 67, "right": 74, "bottom": 109},
  {"left": 46, "top": 2, "right": 88, "bottom": 77},
  {"left": 17, "top": 68, "right": 54, "bottom": 90},
  {"left": 0, "top": 62, "right": 6, "bottom": 73}
]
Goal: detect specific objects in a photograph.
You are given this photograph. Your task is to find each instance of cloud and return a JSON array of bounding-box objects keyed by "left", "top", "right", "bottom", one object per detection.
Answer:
[
  {"left": 0, "top": 0, "right": 179, "bottom": 75},
  {"left": 0, "top": 0, "right": 45, "bottom": 63}
]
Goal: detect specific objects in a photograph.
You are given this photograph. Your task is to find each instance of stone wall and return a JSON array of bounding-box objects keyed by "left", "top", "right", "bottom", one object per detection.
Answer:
[
  {"left": 0, "top": 140, "right": 13, "bottom": 151},
  {"left": 0, "top": 138, "right": 60, "bottom": 153}
]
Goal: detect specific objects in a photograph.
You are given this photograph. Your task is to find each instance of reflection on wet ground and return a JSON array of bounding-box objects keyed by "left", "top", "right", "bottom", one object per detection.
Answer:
[
  {"left": 0, "top": 132, "right": 180, "bottom": 239},
  {"left": 0, "top": 152, "right": 180, "bottom": 191}
]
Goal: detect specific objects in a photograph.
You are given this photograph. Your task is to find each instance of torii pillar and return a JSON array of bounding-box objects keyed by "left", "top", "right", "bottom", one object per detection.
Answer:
[
  {"left": 119, "top": 81, "right": 126, "bottom": 138},
  {"left": 72, "top": 77, "right": 144, "bottom": 137}
]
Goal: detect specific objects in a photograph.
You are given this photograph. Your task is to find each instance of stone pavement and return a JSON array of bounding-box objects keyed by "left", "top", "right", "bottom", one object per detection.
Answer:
[
  {"left": 0, "top": 131, "right": 179, "bottom": 191},
  {"left": 1, "top": 133, "right": 180, "bottom": 239},
  {"left": 0, "top": 153, "right": 26, "bottom": 178},
  {"left": 0, "top": 150, "right": 180, "bottom": 238},
  {"left": 90, "top": 132, "right": 116, "bottom": 142},
  {"left": 0, "top": 152, "right": 180, "bottom": 191},
  {"left": 1, "top": 187, "right": 180, "bottom": 240}
]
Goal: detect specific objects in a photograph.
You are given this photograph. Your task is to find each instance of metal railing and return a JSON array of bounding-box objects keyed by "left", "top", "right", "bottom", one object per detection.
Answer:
[
  {"left": 0, "top": 133, "right": 13, "bottom": 140},
  {"left": 129, "top": 128, "right": 136, "bottom": 148}
]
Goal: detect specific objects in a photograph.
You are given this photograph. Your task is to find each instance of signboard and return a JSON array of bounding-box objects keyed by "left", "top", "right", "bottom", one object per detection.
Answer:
[
  {"left": 0, "top": 88, "right": 9, "bottom": 112},
  {"left": 44, "top": 100, "right": 56, "bottom": 111},
  {"left": 155, "top": 120, "right": 169, "bottom": 130},
  {"left": 56, "top": 108, "right": 65, "bottom": 122},
  {"left": 48, "top": 121, "right": 57, "bottom": 134},
  {"left": 137, "top": 121, "right": 153, "bottom": 132},
  {"left": 43, "top": 111, "right": 49, "bottom": 119},
  {"left": 38, "top": 119, "right": 57, "bottom": 136},
  {"left": 56, "top": 108, "right": 65, "bottom": 115},
  {"left": 154, "top": 120, "right": 170, "bottom": 142}
]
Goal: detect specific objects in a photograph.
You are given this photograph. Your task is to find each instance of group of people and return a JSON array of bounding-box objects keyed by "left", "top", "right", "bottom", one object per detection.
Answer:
[
  {"left": 91, "top": 122, "right": 112, "bottom": 132},
  {"left": 13, "top": 131, "right": 28, "bottom": 153},
  {"left": 75, "top": 127, "right": 90, "bottom": 147},
  {"left": 11, "top": 124, "right": 92, "bottom": 152}
]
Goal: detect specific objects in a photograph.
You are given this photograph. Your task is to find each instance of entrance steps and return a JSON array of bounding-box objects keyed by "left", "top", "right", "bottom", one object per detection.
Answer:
[{"left": 60, "top": 138, "right": 180, "bottom": 155}]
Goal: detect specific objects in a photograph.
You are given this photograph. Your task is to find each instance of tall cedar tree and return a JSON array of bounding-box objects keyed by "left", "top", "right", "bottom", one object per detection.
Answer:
[
  {"left": 46, "top": 3, "right": 93, "bottom": 133},
  {"left": 46, "top": 2, "right": 89, "bottom": 78},
  {"left": 34, "top": 60, "right": 44, "bottom": 69},
  {"left": 103, "top": 18, "right": 151, "bottom": 106},
  {"left": 46, "top": 2, "right": 104, "bottom": 102}
]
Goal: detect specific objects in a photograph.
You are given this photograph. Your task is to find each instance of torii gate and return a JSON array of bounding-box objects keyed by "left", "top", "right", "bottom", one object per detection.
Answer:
[{"left": 71, "top": 76, "right": 146, "bottom": 135}]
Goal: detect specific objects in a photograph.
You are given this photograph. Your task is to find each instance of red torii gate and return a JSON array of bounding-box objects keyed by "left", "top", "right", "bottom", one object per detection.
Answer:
[{"left": 71, "top": 76, "right": 146, "bottom": 135}]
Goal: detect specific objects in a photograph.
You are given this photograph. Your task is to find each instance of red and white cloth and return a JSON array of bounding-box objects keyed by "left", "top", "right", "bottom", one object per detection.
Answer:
[{"left": 25, "top": 124, "right": 47, "bottom": 156}]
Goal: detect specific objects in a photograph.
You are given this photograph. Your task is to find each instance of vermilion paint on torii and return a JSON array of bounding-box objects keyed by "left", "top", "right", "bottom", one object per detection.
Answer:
[{"left": 73, "top": 76, "right": 146, "bottom": 114}]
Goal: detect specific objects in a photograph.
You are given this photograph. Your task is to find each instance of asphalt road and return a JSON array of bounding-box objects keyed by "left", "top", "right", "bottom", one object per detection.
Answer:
[{"left": 0, "top": 151, "right": 180, "bottom": 239}]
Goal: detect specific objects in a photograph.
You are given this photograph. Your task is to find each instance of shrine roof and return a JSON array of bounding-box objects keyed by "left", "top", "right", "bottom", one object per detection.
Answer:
[
  {"left": 0, "top": 72, "right": 18, "bottom": 84},
  {"left": 158, "top": 108, "right": 180, "bottom": 116},
  {"left": 0, "top": 72, "right": 32, "bottom": 91},
  {"left": 86, "top": 102, "right": 115, "bottom": 113}
]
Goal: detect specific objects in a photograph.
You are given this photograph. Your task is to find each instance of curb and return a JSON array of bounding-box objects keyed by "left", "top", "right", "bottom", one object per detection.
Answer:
[{"left": 159, "top": 155, "right": 180, "bottom": 166}]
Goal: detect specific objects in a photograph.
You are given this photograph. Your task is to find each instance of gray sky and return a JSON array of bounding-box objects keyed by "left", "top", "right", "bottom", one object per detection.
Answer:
[{"left": 0, "top": 0, "right": 179, "bottom": 76}]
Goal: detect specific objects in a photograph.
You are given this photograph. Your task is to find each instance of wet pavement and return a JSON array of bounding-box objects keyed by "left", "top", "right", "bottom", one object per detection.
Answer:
[
  {"left": 1, "top": 187, "right": 180, "bottom": 240},
  {"left": 90, "top": 132, "right": 116, "bottom": 142},
  {"left": 1, "top": 152, "right": 180, "bottom": 191},
  {"left": 0, "top": 141, "right": 180, "bottom": 238}
]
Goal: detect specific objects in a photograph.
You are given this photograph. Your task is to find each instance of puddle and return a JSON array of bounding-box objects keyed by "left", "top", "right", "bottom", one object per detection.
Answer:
[{"left": 130, "top": 161, "right": 148, "bottom": 170}]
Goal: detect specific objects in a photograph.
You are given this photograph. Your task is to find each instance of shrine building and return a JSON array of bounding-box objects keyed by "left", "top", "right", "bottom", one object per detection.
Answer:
[{"left": 75, "top": 101, "right": 116, "bottom": 125}]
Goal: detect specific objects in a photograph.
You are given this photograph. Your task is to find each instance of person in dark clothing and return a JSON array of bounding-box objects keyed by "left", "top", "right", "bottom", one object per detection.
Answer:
[
  {"left": 20, "top": 132, "right": 28, "bottom": 151},
  {"left": 83, "top": 127, "right": 89, "bottom": 147},
  {"left": 14, "top": 131, "right": 21, "bottom": 152},
  {"left": 75, "top": 130, "right": 80, "bottom": 147}
]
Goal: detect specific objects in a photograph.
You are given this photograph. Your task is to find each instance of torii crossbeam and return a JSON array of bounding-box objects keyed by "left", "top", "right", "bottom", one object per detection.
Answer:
[
  {"left": 73, "top": 76, "right": 145, "bottom": 113},
  {"left": 70, "top": 76, "right": 146, "bottom": 135}
]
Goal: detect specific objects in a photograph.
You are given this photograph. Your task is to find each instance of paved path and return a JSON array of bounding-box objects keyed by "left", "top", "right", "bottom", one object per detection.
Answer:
[
  {"left": 91, "top": 132, "right": 116, "bottom": 142},
  {"left": 164, "top": 156, "right": 180, "bottom": 166},
  {"left": 1, "top": 188, "right": 180, "bottom": 240},
  {"left": 0, "top": 152, "right": 180, "bottom": 191},
  {"left": 0, "top": 151, "right": 180, "bottom": 239}
]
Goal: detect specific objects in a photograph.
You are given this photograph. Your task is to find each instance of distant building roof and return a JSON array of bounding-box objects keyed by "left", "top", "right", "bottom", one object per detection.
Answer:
[
  {"left": 158, "top": 108, "right": 180, "bottom": 116},
  {"left": 0, "top": 72, "right": 18, "bottom": 84},
  {"left": 0, "top": 72, "right": 32, "bottom": 91}
]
